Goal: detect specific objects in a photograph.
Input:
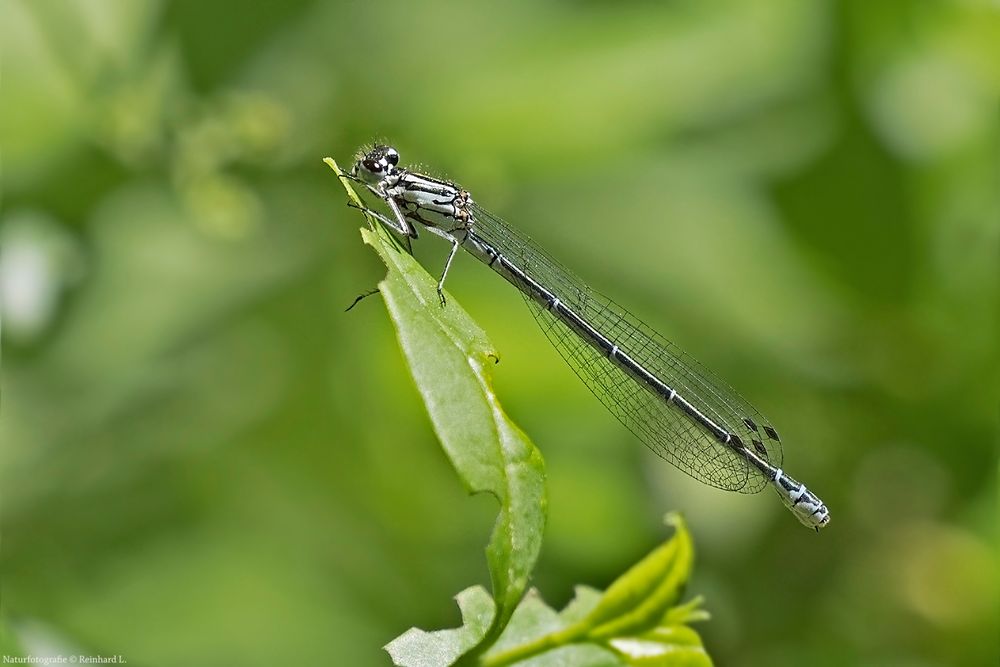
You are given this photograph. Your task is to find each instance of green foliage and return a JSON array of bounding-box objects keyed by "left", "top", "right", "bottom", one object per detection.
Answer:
[
  {"left": 475, "top": 514, "right": 710, "bottom": 667},
  {"left": 4, "top": 3, "right": 998, "bottom": 666},
  {"left": 328, "top": 161, "right": 711, "bottom": 666},
  {"left": 577, "top": 513, "right": 695, "bottom": 642},
  {"left": 383, "top": 521, "right": 710, "bottom": 667}
]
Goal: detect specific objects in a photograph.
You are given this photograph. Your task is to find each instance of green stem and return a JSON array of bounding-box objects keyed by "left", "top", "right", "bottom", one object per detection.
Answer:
[{"left": 477, "top": 622, "right": 591, "bottom": 667}]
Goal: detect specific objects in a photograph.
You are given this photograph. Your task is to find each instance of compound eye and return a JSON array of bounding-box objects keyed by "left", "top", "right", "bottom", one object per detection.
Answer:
[
  {"left": 385, "top": 149, "right": 399, "bottom": 166},
  {"left": 363, "top": 158, "right": 381, "bottom": 173}
]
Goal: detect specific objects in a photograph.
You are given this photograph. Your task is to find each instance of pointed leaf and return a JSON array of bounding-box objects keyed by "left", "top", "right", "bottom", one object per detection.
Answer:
[
  {"left": 325, "top": 158, "right": 547, "bottom": 661},
  {"left": 585, "top": 513, "right": 694, "bottom": 640}
]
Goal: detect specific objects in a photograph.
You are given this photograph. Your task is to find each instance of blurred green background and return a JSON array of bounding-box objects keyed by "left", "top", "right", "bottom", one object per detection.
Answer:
[{"left": 1, "top": 1, "right": 997, "bottom": 665}]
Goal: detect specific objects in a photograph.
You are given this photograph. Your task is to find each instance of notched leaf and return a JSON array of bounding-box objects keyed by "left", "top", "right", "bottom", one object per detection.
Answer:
[{"left": 385, "top": 587, "right": 496, "bottom": 667}]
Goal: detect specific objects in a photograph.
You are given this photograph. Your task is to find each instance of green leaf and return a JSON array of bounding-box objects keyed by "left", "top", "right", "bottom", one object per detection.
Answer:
[
  {"left": 385, "top": 587, "right": 497, "bottom": 667},
  {"left": 475, "top": 588, "right": 711, "bottom": 667},
  {"left": 479, "top": 517, "right": 711, "bottom": 667},
  {"left": 606, "top": 624, "right": 711, "bottom": 667},
  {"left": 661, "top": 596, "right": 711, "bottom": 626},
  {"left": 324, "top": 158, "right": 548, "bottom": 663},
  {"left": 583, "top": 513, "right": 694, "bottom": 640},
  {"left": 480, "top": 588, "right": 620, "bottom": 667}
]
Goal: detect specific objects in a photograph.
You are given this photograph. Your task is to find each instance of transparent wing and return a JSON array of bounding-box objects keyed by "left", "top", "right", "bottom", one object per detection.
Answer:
[{"left": 470, "top": 202, "right": 782, "bottom": 493}]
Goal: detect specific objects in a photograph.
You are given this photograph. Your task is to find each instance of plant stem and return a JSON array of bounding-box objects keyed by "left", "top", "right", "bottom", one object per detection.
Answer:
[{"left": 477, "top": 623, "right": 591, "bottom": 667}]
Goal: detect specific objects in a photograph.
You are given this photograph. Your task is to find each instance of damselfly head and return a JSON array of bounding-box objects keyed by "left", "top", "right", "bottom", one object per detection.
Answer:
[{"left": 354, "top": 145, "right": 400, "bottom": 182}]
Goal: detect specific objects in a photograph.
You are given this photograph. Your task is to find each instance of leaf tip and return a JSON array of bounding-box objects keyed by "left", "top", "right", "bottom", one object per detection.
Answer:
[{"left": 663, "top": 511, "right": 686, "bottom": 532}]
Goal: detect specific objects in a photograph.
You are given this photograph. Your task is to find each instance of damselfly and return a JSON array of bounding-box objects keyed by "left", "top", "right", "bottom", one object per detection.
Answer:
[{"left": 343, "top": 144, "right": 830, "bottom": 530}]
